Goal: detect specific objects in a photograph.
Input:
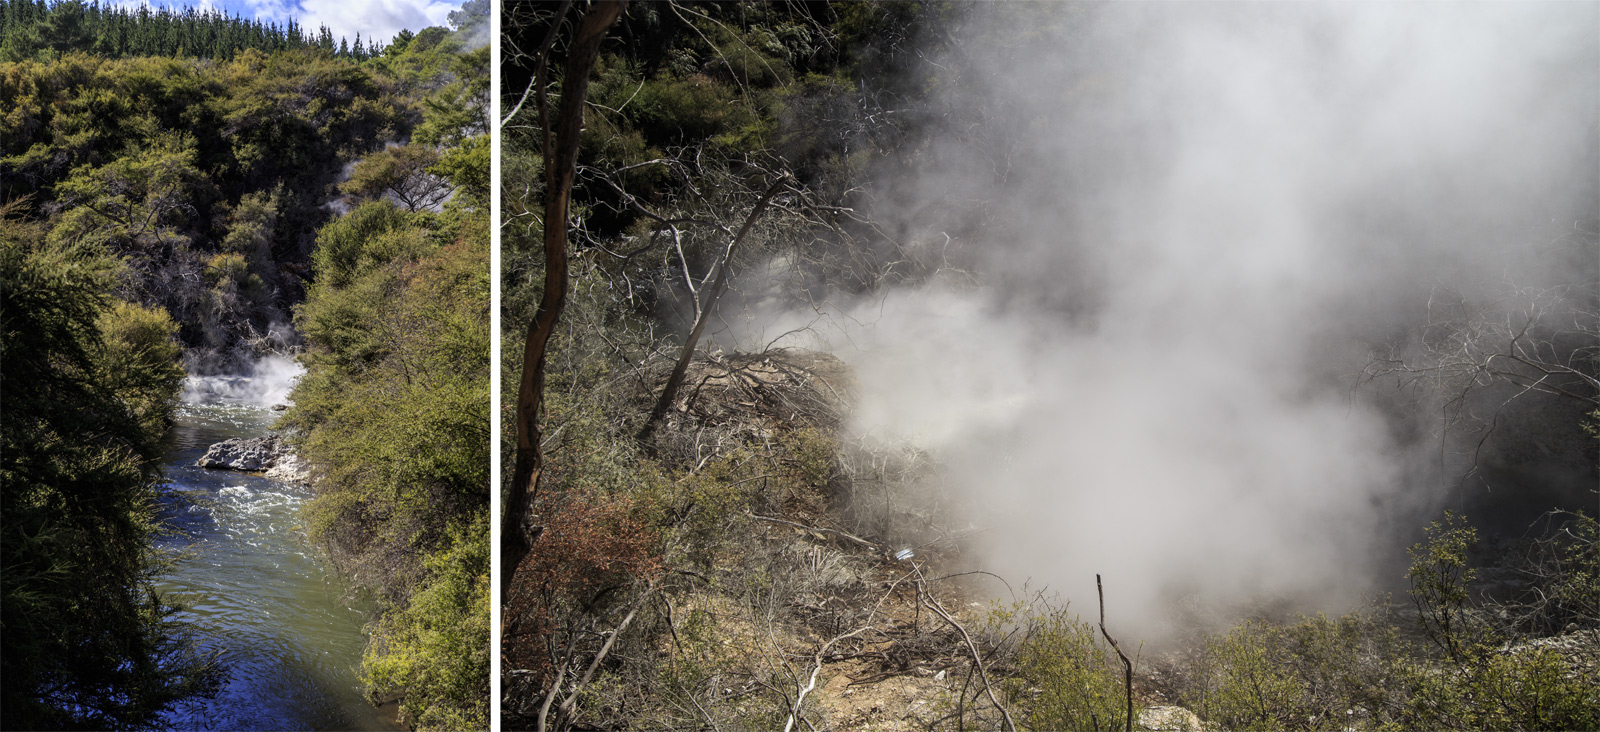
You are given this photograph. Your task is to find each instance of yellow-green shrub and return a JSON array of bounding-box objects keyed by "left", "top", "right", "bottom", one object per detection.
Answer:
[{"left": 986, "top": 601, "right": 1129, "bottom": 732}]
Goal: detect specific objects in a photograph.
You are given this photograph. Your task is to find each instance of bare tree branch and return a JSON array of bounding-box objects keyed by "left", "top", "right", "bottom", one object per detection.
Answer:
[
  {"left": 914, "top": 564, "right": 1016, "bottom": 732},
  {"left": 502, "top": 0, "right": 573, "bottom": 128},
  {"left": 639, "top": 174, "right": 793, "bottom": 441}
]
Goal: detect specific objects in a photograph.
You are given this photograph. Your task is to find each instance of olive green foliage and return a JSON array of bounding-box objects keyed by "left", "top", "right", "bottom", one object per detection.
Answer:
[
  {"left": 284, "top": 200, "right": 489, "bottom": 730},
  {"left": 1408, "top": 513, "right": 1483, "bottom": 662},
  {"left": 365, "top": 26, "right": 454, "bottom": 89},
  {"left": 414, "top": 45, "right": 490, "bottom": 208},
  {"left": 277, "top": 7, "right": 489, "bottom": 724},
  {"left": 1539, "top": 510, "right": 1599, "bottom": 629},
  {"left": 984, "top": 600, "right": 1130, "bottom": 732},
  {"left": 340, "top": 143, "right": 448, "bottom": 212},
  {"left": 1, "top": 215, "right": 217, "bottom": 730},
  {"left": 1193, "top": 613, "right": 1406, "bottom": 731},
  {"left": 339, "top": 39, "right": 488, "bottom": 215},
  {"left": 411, "top": 45, "right": 488, "bottom": 146},
  {"left": 1186, "top": 514, "right": 1599, "bottom": 731},
  {"left": 0, "top": 16, "right": 486, "bottom": 361},
  {"left": 364, "top": 517, "right": 490, "bottom": 732},
  {"left": 431, "top": 133, "right": 489, "bottom": 204},
  {"left": 1396, "top": 643, "right": 1599, "bottom": 731},
  {"left": 1, "top": 47, "right": 412, "bottom": 358},
  {"left": 48, "top": 129, "right": 212, "bottom": 253},
  {"left": 3, "top": 7, "right": 489, "bottom": 727},
  {"left": 1396, "top": 513, "right": 1599, "bottom": 731},
  {"left": 97, "top": 299, "right": 186, "bottom": 437}
]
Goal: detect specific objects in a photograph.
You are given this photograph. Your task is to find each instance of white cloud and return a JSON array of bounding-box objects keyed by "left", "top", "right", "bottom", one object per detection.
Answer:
[
  {"left": 201, "top": 0, "right": 454, "bottom": 46},
  {"left": 237, "top": 0, "right": 298, "bottom": 22},
  {"left": 297, "top": 0, "right": 455, "bottom": 46}
]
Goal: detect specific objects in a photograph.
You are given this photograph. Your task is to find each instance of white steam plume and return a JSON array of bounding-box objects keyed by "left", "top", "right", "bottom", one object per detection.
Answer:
[
  {"left": 741, "top": 2, "right": 1598, "bottom": 634},
  {"left": 181, "top": 354, "right": 305, "bottom": 407}
]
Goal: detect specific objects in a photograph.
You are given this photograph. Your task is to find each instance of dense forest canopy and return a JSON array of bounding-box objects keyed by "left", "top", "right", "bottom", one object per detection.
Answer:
[
  {"left": 1, "top": 0, "right": 387, "bottom": 61},
  {"left": 1, "top": 0, "right": 487, "bottom": 370}
]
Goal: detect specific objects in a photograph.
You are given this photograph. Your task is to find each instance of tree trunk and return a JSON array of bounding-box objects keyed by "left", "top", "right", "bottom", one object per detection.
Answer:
[{"left": 503, "top": 0, "right": 626, "bottom": 599}]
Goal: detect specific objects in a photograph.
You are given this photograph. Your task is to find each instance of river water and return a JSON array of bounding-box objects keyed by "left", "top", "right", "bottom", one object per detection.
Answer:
[{"left": 155, "top": 372, "right": 400, "bottom": 731}]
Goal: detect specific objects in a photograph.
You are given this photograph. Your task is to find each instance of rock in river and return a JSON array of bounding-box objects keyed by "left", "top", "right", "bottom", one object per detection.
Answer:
[
  {"left": 264, "top": 453, "right": 312, "bottom": 486},
  {"left": 196, "top": 435, "right": 286, "bottom": 472}
]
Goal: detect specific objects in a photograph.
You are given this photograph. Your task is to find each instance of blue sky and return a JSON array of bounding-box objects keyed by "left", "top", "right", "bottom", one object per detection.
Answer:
[{"left": 122, "top": 0, "right": 460, "bottom": 49}]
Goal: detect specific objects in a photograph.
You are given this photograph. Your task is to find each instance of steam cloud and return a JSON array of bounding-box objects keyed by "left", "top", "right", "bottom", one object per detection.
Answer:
[
  {"left": 182, "top": 354, "right": 305, "bottom": 407},
  {"left": 743, "top": 3, "right": 1599, "bottom": 634}
]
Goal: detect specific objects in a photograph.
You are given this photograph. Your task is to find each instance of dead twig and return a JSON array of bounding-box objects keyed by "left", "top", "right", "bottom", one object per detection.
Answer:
[
  {"left": 915, "top": 565, "right": 1016, "bottom": 732},
  {"left": 548, "top": 577, "right": 662, "bottom": 731},
  {"left": 1097, "top": 574, "right": 1134, "bottom": 732},
  {"left": 782, "top": 626, "right": 876, "bottom": 732},
  {"left": 748, "top": 511, "right": 879, "bottom": 551}
]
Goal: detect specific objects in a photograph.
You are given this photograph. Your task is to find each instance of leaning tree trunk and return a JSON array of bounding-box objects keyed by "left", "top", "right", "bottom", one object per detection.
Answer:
[
  {"left": 503, "top": 0, "right": 626, "bottom": 599},
  {"left": 638, "top": 175, "right": 790, "bottom": 441}
]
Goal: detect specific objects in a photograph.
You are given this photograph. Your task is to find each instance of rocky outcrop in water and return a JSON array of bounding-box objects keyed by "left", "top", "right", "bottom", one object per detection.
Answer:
[
  {"left": 198, "top": 433, "right": 314, "bottom": 485},
  {"left": 196, "top": 435, "right": 288, "bottom": 472}
]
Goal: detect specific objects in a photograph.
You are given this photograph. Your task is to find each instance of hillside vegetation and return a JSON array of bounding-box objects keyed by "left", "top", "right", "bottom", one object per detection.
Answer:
[
  {"left": 503, "top": 2, "right": 1597, "bottom": 730},
  {"left": 2, "top": 0, "right": 486, "bottom": 369},
  {"left": 2, "top": 1, "right": 489, "bottom": 727}
]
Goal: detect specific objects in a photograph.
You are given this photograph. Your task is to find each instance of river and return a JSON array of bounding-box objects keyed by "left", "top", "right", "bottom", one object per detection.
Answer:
[{"left": 155, "top": 370, "right": 402, "bottom": 731}]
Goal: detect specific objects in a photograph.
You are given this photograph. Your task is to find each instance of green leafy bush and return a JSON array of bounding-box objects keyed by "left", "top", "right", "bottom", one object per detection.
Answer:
[
  {"left": 1, "top": 222, "right": 217, "bottom": 730},
  {"left": 96, "top": 299, "right": 184, "bottom": 439},
  {"left": 1393, "top": 513, "right": 1600, "bottom": 731},
  {"left": 364, "top": 517, "right": 490, "bottom": 731},
  {"left": 1182, "top": 513, "right": 1600, "bottom": 732},
  {"left": 633, "top": 73, "right": 756, "bottom": 146},
  {"left": 308, "top": 200, "right": 414, "bottom": 288},
  {"left": 286, "top": 204, "right": 489, "bottom": 730},
  {"left": 1192, "top": 612, "right": 1410, "bottom": 731},
  {"left": 1012, "top": 611, "right": 1128, "bottom": 730}
]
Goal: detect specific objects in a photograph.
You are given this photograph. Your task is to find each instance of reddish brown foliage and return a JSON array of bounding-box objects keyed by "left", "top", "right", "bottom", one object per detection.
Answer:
[{"left": 504, "top": 490, "right": 662, "bottom": 683}]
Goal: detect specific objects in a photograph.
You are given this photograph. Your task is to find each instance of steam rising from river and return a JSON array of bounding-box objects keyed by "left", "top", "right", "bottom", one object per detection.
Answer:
[
  {"left": 739, "top": 3, "right": 1599, "bottom": 633},
  {"left": 182, "top": 355, "right": 305, "bottom": 407}
]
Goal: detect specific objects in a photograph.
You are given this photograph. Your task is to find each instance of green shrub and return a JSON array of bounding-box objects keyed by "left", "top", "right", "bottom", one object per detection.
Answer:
[
  {"left": 986, "top": 601, "right": 1129, "bottom": 732},
  {"left": 1408, "top": 512, "right": 1483, "bottom": 662},
  {"left": 2, "top": 228, "right": 217, "bottom": 729},
  {"left": 1184, "top": 514, "right": 1600, "bottom": 732},
  {"left": 96, "top": 299, "right": 184, "bottom": 441},
  {"left": 287, "top": 203, "right": 489, "bottom": 728},
  {"left": 1191, "top": 616, "right": 1395, "bottom": 732},
  {"left": 1390, "top": 511, "right": 1600, "bottom": 731},
  {"left": 1396, "top": 643, "right": 1600, "bottom": 731},
  {"left": 633, "top": 73, "right": 756, "bottom": 145},
  {"left": 309, "top": 200, "right": 413, "bottom": 288},
  {"left": 363, "top": 517, "right": 490, "bottom": 731}
]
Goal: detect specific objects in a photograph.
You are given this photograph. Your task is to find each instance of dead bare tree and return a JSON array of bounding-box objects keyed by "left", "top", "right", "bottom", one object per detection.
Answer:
[
  {"left": 1366, "top": 282, "right": 1599, "bottom": 411},
  {"left": 1362, "top": 276, "right": 1599, "bottom": 485},
  {"left": 535, "top": 577, "right": 661, "bottom": 732},
  {"left": 637, "top": 173, "right": 793, "bottom": 441},
  {"left": 503, "top": 0, "right": 626, "bottom": 597}
]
